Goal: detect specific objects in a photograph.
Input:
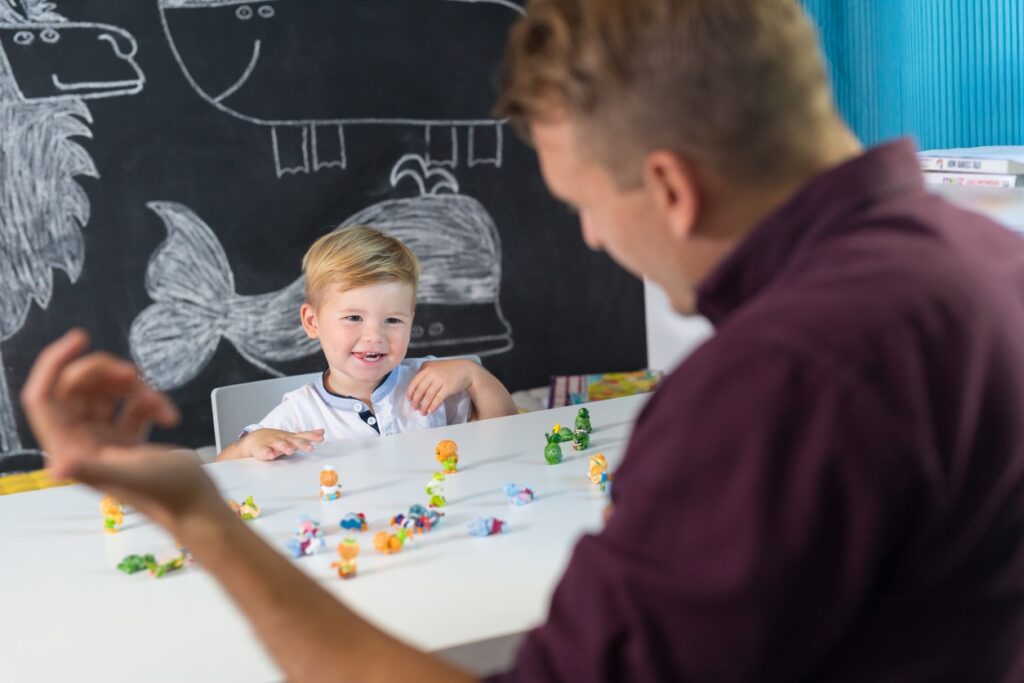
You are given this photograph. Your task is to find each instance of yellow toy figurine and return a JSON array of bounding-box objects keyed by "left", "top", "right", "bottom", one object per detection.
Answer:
[
  {"left": 228, "top": 495, "right": 261, "bottom": 521},
  {"left": 435, "top": 439, "right": 459, "bottom": 474},
  {"left": 320, "top": 464, "right": 342, "bottom": 501},
  {"left": 588, "top": 453, "right": 610, "bottom": 492},
  {"left": 331, "top": 538, "right": 360, "bottom": 579},
  {"left": 100, "top": 495, "right": 124, "bottom": 534}
]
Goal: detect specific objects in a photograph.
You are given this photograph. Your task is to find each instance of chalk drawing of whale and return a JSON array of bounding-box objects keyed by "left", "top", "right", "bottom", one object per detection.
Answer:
[
  {"left": 130, "top": 154, "right": 513, "bottom": 390},
  {"left": 159, "top": 0, "right": 523, "bottom": 176}
]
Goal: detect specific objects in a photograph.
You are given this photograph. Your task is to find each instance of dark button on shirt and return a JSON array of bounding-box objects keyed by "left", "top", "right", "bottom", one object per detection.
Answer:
[{"left": 494, "top": 140, "right": 1024, "bottom": 681}]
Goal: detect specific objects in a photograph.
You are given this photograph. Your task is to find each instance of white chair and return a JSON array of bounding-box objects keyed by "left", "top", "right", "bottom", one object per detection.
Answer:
[
  {"left": 210, "top": 372, "right": 321, "bottom": 454},
  {"left": 209, "top": 356, "right": 482, "bottom": 454}
]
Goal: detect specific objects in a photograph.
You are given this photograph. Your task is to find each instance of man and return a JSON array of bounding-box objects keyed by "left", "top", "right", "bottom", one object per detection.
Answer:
[{"left": 22, "top": 1, "right": 1024, "bottom": 680}]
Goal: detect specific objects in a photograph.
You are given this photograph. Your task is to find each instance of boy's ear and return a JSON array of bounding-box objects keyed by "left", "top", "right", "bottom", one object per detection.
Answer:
[{"left": 300, "top": 303, "right": 319, "bottom": 339}]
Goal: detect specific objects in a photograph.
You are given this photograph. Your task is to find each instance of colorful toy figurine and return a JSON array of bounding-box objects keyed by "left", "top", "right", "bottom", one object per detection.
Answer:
[
  {"left": 286, "top": 516, "right": 327, "bottom": 558},
  {"left": 339, "top": 512, "right": 368, "bottom": 532},
  {"left": 574, "top": 407, "right": 592, "bottom": 434},
  {"left": 100, "top": 495, "right": 124, "bottom": 534},
  {"left": 552, "top": 423, "right": 574, "bottom": 443},
  {"left": 391, "top": 504, "right": 444, "bottom": 534},
  {"left": 228, "top": 495, "right": 261, "bottom": 521},
  {"left": 426, "top": 472, "right": 447, "bottom": 508},
  {"left": 544, "top": 432, "right": 563, "bottom": 465},
  {"left": 504, "top": 483, "right": 535, "bottom": 506},
  {"left": 373, "top": 529, "right": 409, "bottom": 555},
  {"left": 320, "top": 464, "right": 342, "bottom": 501},
  {"left": 572, "top": 427, "right": 590, "bottom": 451},
  {"left": 588, "top": 453, "right": 610, "bottom": 492},
  {"left": 117, "top": 553, "right": 186, "bottom": 578},
  {"left": 331, "top": 538, "right": 360, "bottom": 579},
  {"left": 468, "top": 517, "right": 506, "bottom": 537},
  {"left": 407, "top": 503, "right": 443, "bottom": 527},
  {"left": 435, "top": 439, "right": 459, "bottom": 474}
]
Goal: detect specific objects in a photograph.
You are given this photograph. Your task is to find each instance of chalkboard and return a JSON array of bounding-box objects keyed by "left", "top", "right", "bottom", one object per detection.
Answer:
[{"left": 0, "top": 0, "right": 646, "bottom": 454}]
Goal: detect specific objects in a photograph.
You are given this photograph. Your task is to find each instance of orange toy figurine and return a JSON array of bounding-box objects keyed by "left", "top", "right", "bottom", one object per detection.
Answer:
[
  {"left": 435, "top": 439, "right": 459, "bottom": 474},
  {"left": 320, "top": 464, "right": 342, "bottom": 501},
  {"left": 373, "top": 529, "right": 408, "bottom": 555},
  {"left": 331, "top": 538, "right": 360, "bottom": 579},
  {"left": 100, "top": 495, "right": 124, "bottom": 534}
]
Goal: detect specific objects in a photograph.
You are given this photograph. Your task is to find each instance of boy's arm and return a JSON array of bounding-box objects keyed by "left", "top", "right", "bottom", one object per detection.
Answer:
[
  {"left": 21, "top": 331, "right": 476, "bottom": 683},
  {"left": 463, "top": 363, "right": 518, "bottom": 421},
  {"left": 408, "top": 359, "right": 517, "bottom": 420},
  {"left": 216, "top": 428, "right": 325, "bottom": 462}
]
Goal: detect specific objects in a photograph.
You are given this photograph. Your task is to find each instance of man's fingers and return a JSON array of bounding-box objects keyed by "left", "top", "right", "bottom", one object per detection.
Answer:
[
  {"left": 55, "top": 352, "right": 140, "bottom": 403},
  {"left": 21, "top": 329, "right": 90, "bottom": 416},
  {"left": 115, "top": 390, "right": 181, "bottom": 441}
]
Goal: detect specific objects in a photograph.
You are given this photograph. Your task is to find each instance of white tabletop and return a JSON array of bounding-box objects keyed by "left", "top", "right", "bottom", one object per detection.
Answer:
[{"left": 0, "top": 395, "right": 648, "bottom": 682}]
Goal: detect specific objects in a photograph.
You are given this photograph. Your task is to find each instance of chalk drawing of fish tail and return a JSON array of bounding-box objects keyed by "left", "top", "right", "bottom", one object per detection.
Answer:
[{"left": 129, "top": 201, "right": 317, "bottom": 390}]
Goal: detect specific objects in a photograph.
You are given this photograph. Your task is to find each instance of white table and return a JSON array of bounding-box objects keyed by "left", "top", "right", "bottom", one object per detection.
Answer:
[{"left": 0, "top": 395, "right": 648, "bottom": 682}]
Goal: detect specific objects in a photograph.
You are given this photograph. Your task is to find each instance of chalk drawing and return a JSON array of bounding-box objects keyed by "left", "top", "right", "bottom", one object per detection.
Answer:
[
  {"left": 130, "top": 153, "right": 513, "bottom": 391},
  {"left": 0, "top": 0, "right": 144, "bottom": 454},
  {"left": 157, "top": 0, "right": 521, "bottom": 176}
]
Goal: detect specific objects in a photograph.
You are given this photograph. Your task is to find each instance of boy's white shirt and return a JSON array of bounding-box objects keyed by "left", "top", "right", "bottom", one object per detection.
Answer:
[{"left": 243, "top": 357, "right": 472, "bottom": 441}]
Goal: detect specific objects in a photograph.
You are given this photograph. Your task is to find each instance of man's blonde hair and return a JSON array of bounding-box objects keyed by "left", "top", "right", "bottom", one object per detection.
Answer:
[
  {"left": 302, "top": 226, "right": 421, "bottom": 307},
  {"left": 495, "top": 0, "right": 837, "bottom": 188}
]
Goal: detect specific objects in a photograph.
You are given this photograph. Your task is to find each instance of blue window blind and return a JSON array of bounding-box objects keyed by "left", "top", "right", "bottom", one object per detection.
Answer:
[{"left": 801, "top": 1, "right": 1024, "bottom": 148}]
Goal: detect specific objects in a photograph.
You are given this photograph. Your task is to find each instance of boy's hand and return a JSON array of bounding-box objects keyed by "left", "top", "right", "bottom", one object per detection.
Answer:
[
  {"left": 407, "top": 359, "right": 476, "bottom": 416},
  {"left": 242, "top": 428, "right": 325, "bottom": 461}
]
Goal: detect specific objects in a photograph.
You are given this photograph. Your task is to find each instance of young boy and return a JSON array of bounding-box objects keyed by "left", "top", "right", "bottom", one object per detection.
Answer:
[{"left": 217, "top": 226, "right": 517, "bottom": 461}]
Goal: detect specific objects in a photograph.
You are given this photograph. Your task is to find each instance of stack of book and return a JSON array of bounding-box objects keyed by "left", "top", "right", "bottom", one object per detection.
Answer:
[
  {"left": 548, "top": 369, "right": 662, "bottom": 408},
  {"left": 920, "top": 146, "right": 1024, "bottom": 188}
]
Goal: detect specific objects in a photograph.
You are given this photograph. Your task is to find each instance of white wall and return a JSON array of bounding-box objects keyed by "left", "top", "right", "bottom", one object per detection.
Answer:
[{"left": 644, "top": 279, "right": 714, "bottom": 373}]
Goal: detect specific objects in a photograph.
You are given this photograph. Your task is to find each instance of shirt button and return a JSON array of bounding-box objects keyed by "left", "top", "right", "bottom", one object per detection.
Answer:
[
  {"left": 367, "top": 417, "right": 377, "bottom": 426},
  {"left": 353, "top": 403, "right": 365, "bottom": 412}
]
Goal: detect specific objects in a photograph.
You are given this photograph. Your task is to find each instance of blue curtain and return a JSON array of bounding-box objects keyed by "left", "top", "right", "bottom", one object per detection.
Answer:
[{"left": 801, "top": 1, "right": 1024, "bottom": 149}]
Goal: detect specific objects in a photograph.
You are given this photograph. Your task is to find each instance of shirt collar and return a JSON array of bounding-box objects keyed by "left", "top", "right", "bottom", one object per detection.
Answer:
[
  {"left": 314, "top": 367, "right": 400, "bottom": 409},
  {"left": 695, "top": 138, "right": 925, "bottom": 326}
]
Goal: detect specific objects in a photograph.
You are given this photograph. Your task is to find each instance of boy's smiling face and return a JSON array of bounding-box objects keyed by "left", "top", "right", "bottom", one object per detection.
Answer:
[{"left": 301, "top": 280, "right": 415, "bottom": 398}]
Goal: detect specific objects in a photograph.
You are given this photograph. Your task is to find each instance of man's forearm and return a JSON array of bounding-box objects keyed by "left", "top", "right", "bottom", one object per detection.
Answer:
[{"left": 181, "top": 508, "right": 476, "bottom": 683}]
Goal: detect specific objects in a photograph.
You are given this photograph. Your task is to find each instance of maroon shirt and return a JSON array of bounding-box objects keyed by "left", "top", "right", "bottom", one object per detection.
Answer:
[{"left": 494, "top": 140, "right": 1024, "bottom": 681}]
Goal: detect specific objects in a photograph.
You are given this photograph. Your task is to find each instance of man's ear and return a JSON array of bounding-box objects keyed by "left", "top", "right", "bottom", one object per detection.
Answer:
[
  {"left": 300, "top": 303, "right": 319, "bottom": 339},
  {"left": 643, "top": 150, "right": 700, "bottom": 241}
]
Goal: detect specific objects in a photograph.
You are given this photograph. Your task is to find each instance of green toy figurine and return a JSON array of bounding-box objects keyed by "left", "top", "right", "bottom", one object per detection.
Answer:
[
  {"left": 426, "top": 472, "right": 447, "bottom": 508},
  {"left": 574, "top": 407, "right": 592, "bottom": 434},
  {"left": 552, "top": 423, "right": 573, "bottom": 442},
  {"left": 572, "top": 428, "right": 590, "bottom": 451},
  {"left": 545, "top": 432, "right": 564, "bottom": 465}
]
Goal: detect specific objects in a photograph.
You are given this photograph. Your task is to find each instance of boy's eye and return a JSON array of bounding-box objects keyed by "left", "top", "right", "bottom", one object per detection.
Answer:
[
  {"left": 386, "top": 318, "right": 405, "bottom": 325},
  {"left": 343, "top": 315, "right": 362, "bottom": 322}
]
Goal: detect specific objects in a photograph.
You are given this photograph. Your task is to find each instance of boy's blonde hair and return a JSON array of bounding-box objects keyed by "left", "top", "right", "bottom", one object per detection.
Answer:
[{"left": 302, "top": 226, "right": 421, "bottom": 307}]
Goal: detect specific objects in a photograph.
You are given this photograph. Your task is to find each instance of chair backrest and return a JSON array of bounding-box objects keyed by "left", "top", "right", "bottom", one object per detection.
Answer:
[
  {"left": 209, "top": 356, "right": 483, "bottom": 454},
  {"left": 211, "top": 372, "right": 321, "bottom": 453}
]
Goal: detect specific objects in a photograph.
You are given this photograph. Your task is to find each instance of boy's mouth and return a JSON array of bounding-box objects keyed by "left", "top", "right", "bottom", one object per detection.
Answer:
[{"left": 353, "top": 352, "right": 386, "bottom": 364}]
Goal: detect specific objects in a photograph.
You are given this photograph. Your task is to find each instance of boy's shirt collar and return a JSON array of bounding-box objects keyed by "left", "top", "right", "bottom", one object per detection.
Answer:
[{"left": 313, "top": 361, "right": 418, "bottom": 410}]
